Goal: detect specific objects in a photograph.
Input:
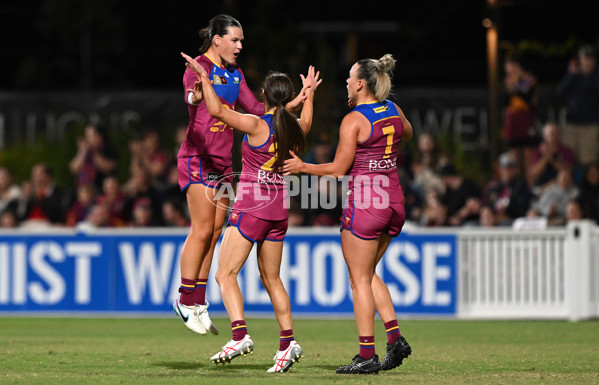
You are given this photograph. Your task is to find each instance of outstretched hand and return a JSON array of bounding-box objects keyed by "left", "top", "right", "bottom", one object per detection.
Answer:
[
  {"left": 281, "top": 150, "right": 305, "bottom": 176},
  {"left": 287, "top": 65, "right": 322, "bottom": 111},
  {"left": 181, "top": 52, "right": 208, "bottom": 79},
  {"left": 300, "top": 65, "right": 322, "bottom": 93}
]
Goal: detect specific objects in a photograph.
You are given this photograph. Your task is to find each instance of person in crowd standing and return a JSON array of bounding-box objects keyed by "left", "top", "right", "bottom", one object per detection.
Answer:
[
  {"left": 556, "top": 44, "right": 599, "bottom": 166},
  {"left": 502, "top": 53, "right": 539, "bottom": 170}
]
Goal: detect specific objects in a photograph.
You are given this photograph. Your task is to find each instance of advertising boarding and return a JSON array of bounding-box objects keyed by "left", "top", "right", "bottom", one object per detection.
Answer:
[{"left": 0, "top": 229, "right": 457, "bottom": 316}]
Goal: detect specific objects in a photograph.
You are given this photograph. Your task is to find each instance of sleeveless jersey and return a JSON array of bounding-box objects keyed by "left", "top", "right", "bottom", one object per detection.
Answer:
[
  {"left": 348, "top": 100, "right": 404, "bottom": 204},
  {"left": 232, "top": 112, "right": 288, "bottom": 220},
  {"left": 178, "top": 54, "right": 264, "bottom": 166}
]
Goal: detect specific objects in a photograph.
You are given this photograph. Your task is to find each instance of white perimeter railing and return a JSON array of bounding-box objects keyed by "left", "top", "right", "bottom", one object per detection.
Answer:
[{"left": 455, "top": 220, "right": 599, "bottom": 321}]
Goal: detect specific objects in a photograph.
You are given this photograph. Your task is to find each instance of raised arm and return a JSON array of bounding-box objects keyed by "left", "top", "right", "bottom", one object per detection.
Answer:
[
  {"left": 181, "top": 52, "right": 264, "bottom": 136},
  {"left": 282, "top": 112, "right": 362, "bottom": 177},
  {"left": 297, "top": 66, "right": 322, "bottom": 135}
]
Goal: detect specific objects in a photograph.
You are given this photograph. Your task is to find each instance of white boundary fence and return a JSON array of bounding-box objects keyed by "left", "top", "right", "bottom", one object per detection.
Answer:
[
  {"left": 1, "top": 221, "right": 597, "bottom": 320},
  {"left": 454, "top": 220, "right": 599, "bottom": 321}
]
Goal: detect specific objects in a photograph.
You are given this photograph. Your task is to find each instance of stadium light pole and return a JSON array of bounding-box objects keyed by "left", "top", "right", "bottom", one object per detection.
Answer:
[{"left": 484, "top": 0, "right": 501, "bottom": 167}]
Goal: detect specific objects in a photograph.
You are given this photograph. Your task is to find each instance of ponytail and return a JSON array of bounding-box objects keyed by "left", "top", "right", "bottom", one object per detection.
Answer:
[
  {"left": 262, "top": 72, "right": 305, "bottom": 171},
  {"left": 355, "top": 54, "right": 396, "bottom": 101}
]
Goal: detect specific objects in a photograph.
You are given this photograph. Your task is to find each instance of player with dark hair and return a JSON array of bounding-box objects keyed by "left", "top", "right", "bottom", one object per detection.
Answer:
[
  {"left": 283, "top": 54, "right": 413, "bottom": 374},
  {"left": 182, "top": 52, "right": 320, "bottom": 372},
  {"left": 173, "top": 14, "right": 307, "bottom": 336}
]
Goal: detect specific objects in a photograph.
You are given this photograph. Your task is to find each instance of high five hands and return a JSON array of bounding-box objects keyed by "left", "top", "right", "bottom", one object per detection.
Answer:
[{"left": 181, "top": 52, "right": 210, "bottom": 103}]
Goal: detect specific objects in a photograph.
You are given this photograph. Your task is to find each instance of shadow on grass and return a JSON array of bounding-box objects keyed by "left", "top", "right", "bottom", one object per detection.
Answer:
[{"left": 151, "top": 361, "right": 201, "bottom": 370}]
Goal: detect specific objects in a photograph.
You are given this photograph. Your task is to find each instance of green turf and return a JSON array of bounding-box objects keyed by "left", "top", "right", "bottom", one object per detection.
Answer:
[{"left": 0, "top": 317, "right": 598, "bottom": 384}]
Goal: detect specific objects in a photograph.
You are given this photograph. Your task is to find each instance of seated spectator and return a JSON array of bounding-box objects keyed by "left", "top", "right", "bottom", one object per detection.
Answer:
[
  {"left": 129, "top": 128, "right": 171, "bottom": 189},
  {"left": 478, "top": 205, "right": 497, "bottom": 227},
  {"left": 65, "top": 183, "right": 97, "bottom": 227},
  {"left": 0, "top": 167, "right": 25, "bottom": 216},
  {"left": 129, "top": 197, "right": 159, "bottom": 227},
  {"left": 410, "top": 132, "right": 449, "bottom": 200},
  {"left": 526, "top": 122, "right": 576, "bottom": 192},
  {"left": 527, "top": 168, "right": 579, "bottom": 225},
  {"left": 306, "top": 176, "right": 342, "bottom": 227},
  {"left": 439, "top": 163, "right": 482, "bottom": 226},
  {"left": 419, "top": 190, "right": 448, "bottom": 227},
  {"left": 400, "top": 173, "right": 423, "bottom": 223},
  {"left": 162, "top": 199, "right": 190, "bottom": 227},
  {"left": 0, "top": 208, "right": 19, "bottom": 228},
  {"left": 303, "top": 132, "right": 335, "bottom": 164},
  {"left": 122, "top": 165, "right": 164, "bottom": 225},
  {"left": 578, "top": 162, "right": 599, "bottom": 223},
  {"left": 482, "top": 152, "right": 533, "bottom": 226},
  {"left": 96, "top": 175, "right": 127, "bottom": 227},
  {"left": 565, "top": 199, "right": 584, "bottom": 222},
  {"left": 288, "top": 196, "right": 307, "bottom": 227},
  {"left": 69, "top": 124, "right": 119, "bottom": 192},
  {"left": 21, "top": 163, "right": 66, "bottom": 226},
  {"left": 76, "top": 203, "right": 112, "bottom": 230}
]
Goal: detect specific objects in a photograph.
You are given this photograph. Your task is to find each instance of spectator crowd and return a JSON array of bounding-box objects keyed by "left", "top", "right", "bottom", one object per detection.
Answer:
[{"left": 1, "top": 45, "right": 598, "bottom": 230}]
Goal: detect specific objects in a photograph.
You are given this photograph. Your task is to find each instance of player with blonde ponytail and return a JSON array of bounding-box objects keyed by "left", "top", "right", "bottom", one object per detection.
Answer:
[{"left": 283, "top": 54, "right": 413, "bottom": 374}]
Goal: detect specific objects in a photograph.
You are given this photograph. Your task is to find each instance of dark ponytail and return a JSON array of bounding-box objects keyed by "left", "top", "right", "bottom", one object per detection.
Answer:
[
  {"left": 198, "top": 14, "right": 242, "bottom": 53},
  {"left": 262, "top": 72, "right": 305, "bottom": 171}
]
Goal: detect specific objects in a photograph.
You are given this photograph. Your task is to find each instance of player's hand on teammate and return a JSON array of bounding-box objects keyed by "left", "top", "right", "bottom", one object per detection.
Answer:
[{"left": 281, "top": 151, "right": 305, "bottom": 175}]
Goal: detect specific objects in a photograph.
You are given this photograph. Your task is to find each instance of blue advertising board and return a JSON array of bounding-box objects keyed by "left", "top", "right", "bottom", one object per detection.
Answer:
[{"left": 0, "top": 229, "right": 457, "bottom": 316}]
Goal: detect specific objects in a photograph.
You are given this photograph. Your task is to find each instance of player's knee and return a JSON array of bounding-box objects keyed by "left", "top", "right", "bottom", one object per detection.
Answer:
[
  {"left": 215, "top": 268, "right": 238, "bottom": 286},
  {"left": 259, "top": 273, "right": 280, "bottom": 291},
  {"left": 189, "top": 224, "right": 214, "bottom": 243}
]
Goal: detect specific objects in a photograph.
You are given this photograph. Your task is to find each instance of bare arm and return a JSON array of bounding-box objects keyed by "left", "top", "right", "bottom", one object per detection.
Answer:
[
  {"left": 298, "top": 66, "right": 322, "bottom": 135},
  {"left": 182, "top": 52, "right": 264, "bottom": 136},
  {"left": 395, "top": 103, "right": 413, "bottom": 142},
  {"left": 282, "top": 112, "right": 362, "bottom": 177}
]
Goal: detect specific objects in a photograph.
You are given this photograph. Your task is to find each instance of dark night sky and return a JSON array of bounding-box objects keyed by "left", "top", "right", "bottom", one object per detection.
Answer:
[{"left": 1, "top": 0, "right": 597, "bottom": 91}]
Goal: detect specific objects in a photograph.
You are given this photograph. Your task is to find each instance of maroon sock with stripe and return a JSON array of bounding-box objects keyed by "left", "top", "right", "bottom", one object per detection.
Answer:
[
  {"left": 178, "top": 277, "right": 196, "bottom": 306},
  {"left": 279, "top": 329, "right": 294, "bottom": 351},
  {"left": 231, "top": 320, "right": 248, "bottom": 341},
  {"left": 384, "top": 320, "right": 402, "bottom": 345},
  {"left": 359, "top": 336, "right": 375, "bottom": 359},
  {"left": 193, "top": 278, "right": 207, "bottom": 305}
]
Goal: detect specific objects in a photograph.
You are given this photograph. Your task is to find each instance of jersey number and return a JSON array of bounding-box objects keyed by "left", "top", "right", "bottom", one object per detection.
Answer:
[
  {"left": 261, "top": 142, "right": 277, "bottom": 171},
  {"left": 382, "top": 124, "right": 395, "bottom": 159}
]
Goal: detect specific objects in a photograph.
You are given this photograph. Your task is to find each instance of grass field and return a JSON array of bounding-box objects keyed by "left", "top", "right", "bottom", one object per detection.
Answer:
[{"left": 1, "top": 316, "right": 598, "bottom": 384}]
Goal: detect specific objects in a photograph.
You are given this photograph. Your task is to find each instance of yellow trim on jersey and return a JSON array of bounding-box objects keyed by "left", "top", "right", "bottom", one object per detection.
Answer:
[
  {"left": 356, "top": 100, "right": 380, "bottom": 106},
  {"left": 204, "top": 53, "right": 225, "bottom": 69},
  {"left": 373, "top": 115, "right": 400, "bottom": 126}
]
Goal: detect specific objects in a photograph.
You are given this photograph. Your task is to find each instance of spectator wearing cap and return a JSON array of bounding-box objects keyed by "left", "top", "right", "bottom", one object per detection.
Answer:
[
  {"left": 481, "top": 152, "right": 533, "bottom": 226},
  {"left": 526, "top": 122, "right": 576, "bottom": 192},
  {"left": 556, "top": 44, "right": 599, "bottom": 166},
  {"left": 439, "top": 163, "right": 482, "bottom": 226}
]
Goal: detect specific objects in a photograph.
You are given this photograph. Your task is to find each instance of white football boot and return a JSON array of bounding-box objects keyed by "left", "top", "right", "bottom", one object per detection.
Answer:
[
  {"left": 211, "top": 334, "right": 254, "bottom": 364},
  {"left": 267, "top": 341, "right": 304, "bottom": 373},
  {"left": 172, "top": 299, "right": 207, "bottom": 335},
  {"left": 196, "top": 301, "right": 219, "bottom": 335}
]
